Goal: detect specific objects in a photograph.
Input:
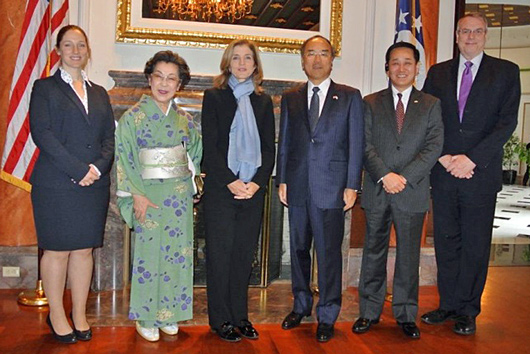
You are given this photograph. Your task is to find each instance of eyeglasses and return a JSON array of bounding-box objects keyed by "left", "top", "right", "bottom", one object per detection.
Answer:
[
  {"left": 304, "top": 50, "right": 331, "bottom": 58},
  {"left": 151, "top": 73, "right": 179, "bottom": 85},
  {"left": 457, "top": 28, "right": 486, "bottom": 36}
]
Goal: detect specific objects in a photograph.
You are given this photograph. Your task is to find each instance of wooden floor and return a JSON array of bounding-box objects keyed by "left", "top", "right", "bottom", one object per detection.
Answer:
[{"left": 0, "top": 267, "right": 529, "bottom": 354}]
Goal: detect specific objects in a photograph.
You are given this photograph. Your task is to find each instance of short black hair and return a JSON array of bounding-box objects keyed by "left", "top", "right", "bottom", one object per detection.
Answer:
[
  {"left": 300, "top": 35, "right": 336, "bottom": 58},
  {"left": 385, "top": 41, "right": 420, "bottom": 68},
  {"left": 144, "top": 50, "right": 191, "bottom": 88}
]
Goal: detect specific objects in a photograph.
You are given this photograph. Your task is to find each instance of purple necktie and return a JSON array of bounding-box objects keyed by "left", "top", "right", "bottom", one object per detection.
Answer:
[{"left": 458, "top": 61, "right": 473, "bottom": 122}]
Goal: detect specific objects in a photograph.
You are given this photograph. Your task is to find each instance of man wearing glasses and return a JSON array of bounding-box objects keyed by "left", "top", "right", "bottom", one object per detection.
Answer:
[
  {"left": 421, "top": 13, "right": 521, "bottom": 335},
  {"left": 276, "top": 35, "right": 364, "bottom": 342}
]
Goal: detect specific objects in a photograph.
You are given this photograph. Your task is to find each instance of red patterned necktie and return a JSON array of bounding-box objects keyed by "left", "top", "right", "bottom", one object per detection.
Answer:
[{"left": 396, "top": 93, "right": 404, "bottom": 134}]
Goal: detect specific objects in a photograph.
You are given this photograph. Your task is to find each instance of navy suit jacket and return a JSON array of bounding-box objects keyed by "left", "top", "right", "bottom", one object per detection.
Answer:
[
  {"left": 276, "top": 81, "right": 364, "bottom": 209},
  {"left": 29, "top": 70, "right": 115, "bottom": 189},
  {"left": 423, "top": 54, "right": 521, "bottom": 194},
  {"left": 361, "top": 87, "right": 443, "bottom": 213}
]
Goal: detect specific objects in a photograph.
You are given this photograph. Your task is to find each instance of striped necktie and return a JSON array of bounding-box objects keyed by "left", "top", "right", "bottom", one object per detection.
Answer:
[
  {"left": 309, "top": 86, "right": 320, "bottom": 132},
  {"left": 396, "top": 93, "right": 405, "bottom": 134}
]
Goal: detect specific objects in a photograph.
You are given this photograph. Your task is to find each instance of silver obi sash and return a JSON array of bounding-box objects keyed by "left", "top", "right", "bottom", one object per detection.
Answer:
[{"left": 138, "top": 146, "right": 191, "bottom": 179}]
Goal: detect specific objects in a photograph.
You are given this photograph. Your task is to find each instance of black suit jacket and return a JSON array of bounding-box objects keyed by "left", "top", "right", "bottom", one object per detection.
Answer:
[
  {"left": 201, "top": 87, "right": 276, "bottom": 195},
  {"left": 362, "top": 87, "right": 443, "bottom": 213},
  {"left": 423, "top": 54, "right": 521, "bottom": 193},
  {"left": 29, "top": 70, "right": 115, "bottom": 189},
  {"left": 276, "top": 81, "right": 364, "bottom": 209}
]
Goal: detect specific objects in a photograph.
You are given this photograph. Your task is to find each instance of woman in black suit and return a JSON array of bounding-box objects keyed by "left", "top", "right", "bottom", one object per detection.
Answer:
[
  {"left": 29, "top": 25, "right": 115, "bottom": 344},
  {"left": 202, "top": 39, "right": 275, "bottom": 342}
]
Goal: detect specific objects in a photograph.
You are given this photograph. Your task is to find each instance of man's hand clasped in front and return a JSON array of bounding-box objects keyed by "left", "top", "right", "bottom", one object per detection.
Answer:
[
  {"left": 382, "top": 172, "right": 407, "bottom": 194},
  {"left": 439, "top": 154, "right": 475, "bottom": 179}
]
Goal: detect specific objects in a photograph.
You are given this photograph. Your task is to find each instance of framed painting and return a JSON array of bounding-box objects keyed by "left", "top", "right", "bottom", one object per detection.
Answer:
[{"left": 116, "top": 0, "right": 343, "bottom": 55}]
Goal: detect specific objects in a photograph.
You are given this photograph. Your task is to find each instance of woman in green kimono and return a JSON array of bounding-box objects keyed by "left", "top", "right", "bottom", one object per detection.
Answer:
[{"left": 115, "top": 51, "right": 202, "bottom": 342}]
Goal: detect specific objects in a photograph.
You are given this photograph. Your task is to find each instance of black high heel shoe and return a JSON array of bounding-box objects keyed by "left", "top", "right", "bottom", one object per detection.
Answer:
[
  {"left": 70, "top": 313, "right": 92, "bottom": 341},
  {"left": 46, "top": 314, "right": 77, "bottom": 344}
]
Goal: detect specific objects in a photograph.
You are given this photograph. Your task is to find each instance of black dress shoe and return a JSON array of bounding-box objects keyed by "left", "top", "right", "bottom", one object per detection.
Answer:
[
  {"left": 352, "top": 317, "right": 380, "bottom": 333},
  {"left": 453, "top": 315, "right": 476, "bottom": 335},
  {"left": 398, "top": 322, "right": 420, "bottom": 339},
  {"left": 316, "top": 323, "right": 334, "bottom": 342},
  {"left": 70, "top": 313, "right": 92, "bottom": 341},
  {"left": 46, "top": 314, "right": 77, "bottom": 344},
  {"left": 282, "top": 311, "right": 307, "bottom": 330},
  {"left": 238, "top": 319, "right": 259, "bottom": 339},
  {"left": 215, "top": 322, "right": 241, "bottom": 342},
  {"left": 421, "top": 308, "right": 457, "bottom": 325}
]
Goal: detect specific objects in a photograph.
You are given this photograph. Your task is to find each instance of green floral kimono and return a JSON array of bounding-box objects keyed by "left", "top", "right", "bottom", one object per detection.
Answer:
[{"left": 115, "top": 95, "right": 202, "bottom": 327}]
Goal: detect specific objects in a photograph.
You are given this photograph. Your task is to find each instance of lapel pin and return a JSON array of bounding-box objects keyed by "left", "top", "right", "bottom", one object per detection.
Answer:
[
  {"left": 333, "top": 95, "right": 339, "bottom": 100},
  {"left": 413, "top": 100, "right": 419, "bottom": 103}
]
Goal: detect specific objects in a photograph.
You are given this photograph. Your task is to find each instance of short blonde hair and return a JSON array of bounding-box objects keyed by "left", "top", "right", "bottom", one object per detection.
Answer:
[{"left": 213, "top": 39, "right": 264, "bottom": 94}]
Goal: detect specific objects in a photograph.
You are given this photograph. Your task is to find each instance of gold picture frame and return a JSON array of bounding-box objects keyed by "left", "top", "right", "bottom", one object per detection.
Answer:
[{"left": 116, "top": 0, "right": 343, "bottom": 55}]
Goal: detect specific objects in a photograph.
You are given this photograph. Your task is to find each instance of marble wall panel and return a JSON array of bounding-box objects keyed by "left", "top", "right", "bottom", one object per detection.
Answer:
[{"left": 0, "top": 246, "right": 37, "bottom": 289}]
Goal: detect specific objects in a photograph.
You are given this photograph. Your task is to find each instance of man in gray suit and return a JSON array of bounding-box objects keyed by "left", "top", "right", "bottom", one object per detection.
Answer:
[{"left": 352, "top": 42, "right": 443, "bottom": 339}]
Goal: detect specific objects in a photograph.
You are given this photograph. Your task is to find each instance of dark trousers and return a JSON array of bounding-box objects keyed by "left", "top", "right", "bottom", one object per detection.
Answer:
[
  {"left": 431, "top": 186, "right": 496, "bottom": 317},
  {"left": 288, "top": 199, "right": 344, "bottom": 325},
  {"left": 358, "top": 204, "right": 425, "bottom": 323},
  {"left": 204, "top": 189, "right": 265, "bottom": 330}
]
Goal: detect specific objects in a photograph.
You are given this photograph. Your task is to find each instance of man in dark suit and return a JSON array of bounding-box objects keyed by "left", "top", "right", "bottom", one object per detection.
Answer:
[
  {"left": 352, "top": 42, "right": 443, "bottom": 339},
  {"left": 421, "top": 13, "right": 521, "bottom": 335},
  {"left": 276, "top": 35, "right": 364, "bottom": 342}
]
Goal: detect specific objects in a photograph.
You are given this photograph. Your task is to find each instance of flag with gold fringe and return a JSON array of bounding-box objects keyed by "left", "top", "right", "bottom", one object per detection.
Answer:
[{"left": 0, "top": 0, "right": 69, "bottom": 191}]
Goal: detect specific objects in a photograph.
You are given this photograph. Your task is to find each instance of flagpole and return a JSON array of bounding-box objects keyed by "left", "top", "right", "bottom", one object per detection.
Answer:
[
  {"left": 17, "top": 0, "right": 53, "bottom": 307},
  {"left": 18, "top": 248, "right": 48, "bottom": 306},
  {"left": 410, "top": 0, "right": 417, "bottom": 46}
]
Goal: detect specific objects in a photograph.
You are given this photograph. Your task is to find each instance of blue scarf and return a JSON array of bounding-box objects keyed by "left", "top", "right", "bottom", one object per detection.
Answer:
[{"left": 227, "top": 75, "right": 261, "bottom": 183}]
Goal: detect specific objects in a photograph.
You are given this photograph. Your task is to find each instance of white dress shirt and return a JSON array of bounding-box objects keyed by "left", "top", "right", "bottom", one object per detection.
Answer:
[
  {"left": 456, "top": 52, "right": 483, "bottom": 98},
  {"left": 60, "top": 68, "right": 101, "bottom": 178},
  {"left": 59, "top": 67, "right": 92, "bottom": 114},
  {"left": 391, "top": 84, "right": 413, "bottom": 112}
]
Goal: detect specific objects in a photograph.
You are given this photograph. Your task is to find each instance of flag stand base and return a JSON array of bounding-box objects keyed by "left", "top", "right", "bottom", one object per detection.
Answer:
[{"left": 18, "top": 280, "right": 48, "bottom": 306}]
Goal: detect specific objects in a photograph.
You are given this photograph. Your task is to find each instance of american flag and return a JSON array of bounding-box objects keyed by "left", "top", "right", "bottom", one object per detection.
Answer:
[
  {"left": 395, "top": 0, "right": 426, "bottom": 89},
  {"left": 0, "top": 0, "right": 69, "bottom": 191}
]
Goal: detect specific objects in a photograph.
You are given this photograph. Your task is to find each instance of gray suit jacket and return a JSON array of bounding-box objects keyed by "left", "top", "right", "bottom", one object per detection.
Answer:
[{"left": 361, "top": 87, "right": 443, "bottom": 213}]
